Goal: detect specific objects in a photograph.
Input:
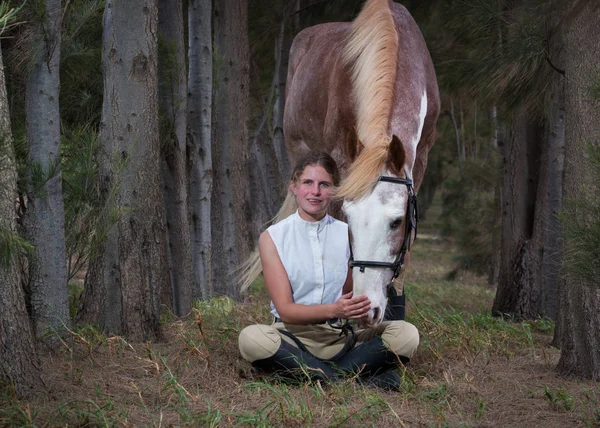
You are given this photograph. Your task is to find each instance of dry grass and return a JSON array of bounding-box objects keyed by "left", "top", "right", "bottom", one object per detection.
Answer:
[{"left": 2, "top": 223, "right": 600, "bottom": 427}]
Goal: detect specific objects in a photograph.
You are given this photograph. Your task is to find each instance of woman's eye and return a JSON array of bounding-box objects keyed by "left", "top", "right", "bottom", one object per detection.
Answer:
[
  {"left": 320, "top": 182, "right": 330, "bottom": 188},
  {"left": 390, "top": 218, "right": 402, "bottom": 230}
]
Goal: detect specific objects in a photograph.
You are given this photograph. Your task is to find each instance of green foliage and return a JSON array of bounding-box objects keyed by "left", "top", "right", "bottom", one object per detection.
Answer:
[
  {"left": 61, "top": 126, "right": 132, "bottom": 283},
  {"left": 50, "top": 398, "right": 129, "bottom": 426},
  {"left": 241, "top": 381, "right": 316, "bottom": 425},
  {"left": 60, "top": 0, "right": 104, "bottom": 128},
  {"left": 61, "top": 126, "right": 102, "bottom": 281},
  {"left": 0, "top": 379, "right": 37, "bottom": 426},
  {"left": 157, "top": 31, "right": 184, "bottom": 155},
  {"left": 544, "top": 385, "right": 574, "bottom": 411},
  {"left": 560, "top": 142, "right": 600, "bottom": 288},
  {"left": 588, "top": 72, "right": 600, "bottom": 103},
  {"left": 0, "top": 2, "right": 22, "bottom": 35},
  {"left": 439, "top": 157, "right": 501, "bottom": 276},
  {"left": 68, "top": 281, "right": 83, "bottom": 319},
  {"left": 193, "top": 296, "right": 239, "bottom": 337},
  {"left": 0, "top": 225, "right": 32, "bottom": 270},
  {"left": 421, "top": 0, "right": 555, "bottom": 115}
]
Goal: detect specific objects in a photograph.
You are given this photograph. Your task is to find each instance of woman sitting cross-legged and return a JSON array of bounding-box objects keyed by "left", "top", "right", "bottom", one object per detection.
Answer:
[{"left": 238, "top": 151, "right": 419, "bottom": 390}]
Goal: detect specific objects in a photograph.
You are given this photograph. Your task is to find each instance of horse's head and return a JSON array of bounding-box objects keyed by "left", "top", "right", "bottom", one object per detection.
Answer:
[{"left": 341, "top": 130, "right": 415, "bottom": 325}]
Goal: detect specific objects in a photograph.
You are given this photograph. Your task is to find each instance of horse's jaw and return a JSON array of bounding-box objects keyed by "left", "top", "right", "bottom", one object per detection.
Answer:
[
  {"left": 343, "top": 179, "right": 408, "bottom": 325},
  {"left": 352, "top": 269, "right": 389, "bottom": 324}
]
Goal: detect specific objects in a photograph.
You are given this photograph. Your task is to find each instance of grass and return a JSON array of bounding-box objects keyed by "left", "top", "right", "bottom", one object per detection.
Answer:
[{"left": 2, "top": 201, "right": 600, "bottom": 427}]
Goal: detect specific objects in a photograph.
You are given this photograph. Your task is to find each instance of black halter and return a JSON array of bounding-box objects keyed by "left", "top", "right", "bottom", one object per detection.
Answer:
[{"left": 349, "top": 175, "right": 418, "bottom": 292}]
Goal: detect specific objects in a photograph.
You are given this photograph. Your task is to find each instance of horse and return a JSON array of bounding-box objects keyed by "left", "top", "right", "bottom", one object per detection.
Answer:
[
  {"left": 283, "top": 0, "right": 439, "bottom": 324},
  {"left": 240, "top": 0, "right": 439, "bottom": 326}
]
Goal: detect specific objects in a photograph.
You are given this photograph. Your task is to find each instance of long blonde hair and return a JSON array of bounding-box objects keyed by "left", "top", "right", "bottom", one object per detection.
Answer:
[{"left": 238, "top": 152, "right": 340, "bottom": 292}]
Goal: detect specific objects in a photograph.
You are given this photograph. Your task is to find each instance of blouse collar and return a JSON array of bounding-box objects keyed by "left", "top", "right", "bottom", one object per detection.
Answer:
[{"left": 293, "top": 210, "right": 331, "bottom": 232}]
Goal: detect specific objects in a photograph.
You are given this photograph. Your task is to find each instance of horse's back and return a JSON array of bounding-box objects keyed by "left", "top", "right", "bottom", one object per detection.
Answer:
[
  {"left": 284, "top": 22, "right": 354, "bottom": 169},
  {"left": 284, "top": 2, "right": 439, "bottom": 179}
]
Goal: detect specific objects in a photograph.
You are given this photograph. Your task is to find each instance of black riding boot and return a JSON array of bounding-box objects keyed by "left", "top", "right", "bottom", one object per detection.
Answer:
[
  {"left": 360, "top": 370, "right": 402, "bottom": 391},
  {"left": 384, "top": 292, "right": 405, "bottom": 321},
  {"left": 336, "top": 337, "right": 409, "bottom": 391},
  {"left": 252, "top": 340, "right": 338, "bottom": 383}
]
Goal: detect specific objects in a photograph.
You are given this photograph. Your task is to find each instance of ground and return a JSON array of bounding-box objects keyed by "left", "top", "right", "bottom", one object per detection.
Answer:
[{"left": 2, "top": 203, "right": 599, "bottom": 427}]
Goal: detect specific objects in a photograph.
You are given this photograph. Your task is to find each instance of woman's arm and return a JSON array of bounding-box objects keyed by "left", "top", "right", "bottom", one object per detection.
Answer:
[{"left": 259, "top": 231, "right": 370, "bottom": 324}]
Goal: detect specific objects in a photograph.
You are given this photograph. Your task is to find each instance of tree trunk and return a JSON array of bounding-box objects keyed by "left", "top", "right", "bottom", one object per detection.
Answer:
[
  {"left": 492, "top": 112, "right": 543, "bottom": 319},
  {"left": 487, "top": 106, "right": 501, "bottom": 286},
  {"left": 273, "top": 9, "right": 291, "bottom": 183},
  {"left": 211, "top": 0, "right": 251, "bottom": 297},
  {"left": 557, "top": 0, "right": 600, "bottom": 379},
  {"left": 0, "top": 46, "right": 41, "bottom": 398},
  {"left": 24, "top": 0, "right": 70, "bottom": 337},
  {"left": 188, "top": 0, "right": 213, "bottom": 300},
  {"left": 449, "top": 99, "right": 462, "bottom": 176},
  {"left": 77, "top": 0, "right": 168, "bottom": 341},
  {"left": 537, "top": 75, "right": 565, "bottom": 321},
  {"left": 158, "top": 0, "right": 193, "bottom": 316}
]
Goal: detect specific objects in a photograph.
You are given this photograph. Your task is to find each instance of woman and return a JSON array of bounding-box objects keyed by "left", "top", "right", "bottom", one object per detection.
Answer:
[{"left": 238, "top": 152, "right": 419, "bottom": 390}]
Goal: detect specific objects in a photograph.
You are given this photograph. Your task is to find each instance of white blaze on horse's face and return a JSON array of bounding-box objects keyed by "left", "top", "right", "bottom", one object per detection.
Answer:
[{"left": 343, "top": 173, "right": 408, "bottom": 325}]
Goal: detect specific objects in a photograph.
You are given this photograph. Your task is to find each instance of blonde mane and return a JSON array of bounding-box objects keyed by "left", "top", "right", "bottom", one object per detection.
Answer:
[
  {"left": 336, "top": 144, "right": 388, "bottom": 200},
  {"left": 342, "top": 0, "right": 398, "bottom": 148},
  {"left": 338, "top": 0, "right": 399, "bottom": 200}
]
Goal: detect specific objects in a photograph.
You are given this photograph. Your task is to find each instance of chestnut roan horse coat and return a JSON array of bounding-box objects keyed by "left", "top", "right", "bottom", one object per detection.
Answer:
[{"left": 283, "top": 0, "right": 440, "bottom": 324}]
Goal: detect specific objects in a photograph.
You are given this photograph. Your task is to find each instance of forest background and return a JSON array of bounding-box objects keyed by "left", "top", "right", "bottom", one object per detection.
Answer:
[{"left": 0, "top": 0, "right": 599, "bottom": 426}]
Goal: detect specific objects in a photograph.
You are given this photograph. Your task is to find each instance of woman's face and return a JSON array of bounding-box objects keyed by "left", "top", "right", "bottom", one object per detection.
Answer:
[{"left": 291, "top": 164, "right": 335, "bottom": 222}]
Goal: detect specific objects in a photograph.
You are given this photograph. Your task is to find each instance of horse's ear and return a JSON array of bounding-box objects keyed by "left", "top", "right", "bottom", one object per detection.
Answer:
[
  {"left": 387, "top": 135, "right": 406, "bottom": 176},
  {"left": 346, "top": 127, "right": 364, "bottom": 162}
]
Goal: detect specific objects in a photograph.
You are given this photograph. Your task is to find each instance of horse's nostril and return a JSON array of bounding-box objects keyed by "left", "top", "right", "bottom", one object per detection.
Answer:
[{"left": 372, "top": 307, "right": 380, "bottom": 321}]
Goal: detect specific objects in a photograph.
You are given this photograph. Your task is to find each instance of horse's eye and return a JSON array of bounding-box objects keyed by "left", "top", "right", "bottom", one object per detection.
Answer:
[{"left": 390, "top": 218, "right": 402, "bottom": 230}]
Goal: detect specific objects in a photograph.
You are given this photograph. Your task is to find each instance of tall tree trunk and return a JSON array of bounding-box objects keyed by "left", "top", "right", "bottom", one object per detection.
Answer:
[
  {"left": 0, "top": 46, "right": 41, "bottom": 398},
  {"left": 158, "top": 0, "right": 192, "bottom": 316},
  {"left": 557, "top": 0, "right": 600, "bottom": 379},
  {"left": 273, "top": 8, "right": 291, "bottom": 182},
  {"left": 77, "top": 0, "right": 168, "bottom": 341},
  {"left": 487, "top": 106, "right": 501, "bottom": 286},
  {"left": 188, "top": 0, "right": 213, "bottom": 300},
  {"left": 492, "top": 113, "right": 543, "bottom": 318},
  {"left": 449, "top": 99, "right": 462, "bottom": 176},
  {"left": 25, "top": 0, "right": 69, "bottom": 337},
  {"left": 211, "top": 0, "right": 251, "bottom": 296},
  {"left": 537, "top": 74, "right": 565, "bottom": 321}
]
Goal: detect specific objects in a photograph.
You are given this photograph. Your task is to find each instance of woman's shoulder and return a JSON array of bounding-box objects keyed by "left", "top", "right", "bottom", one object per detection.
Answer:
[{"left": 267, "top": 212, "right": 296, "bottom": 234}]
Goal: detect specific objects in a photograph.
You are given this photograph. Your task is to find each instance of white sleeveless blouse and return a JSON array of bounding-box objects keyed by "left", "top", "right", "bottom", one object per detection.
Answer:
[{"left": 266, "top": 211, "right": 350, "bottom": 319}]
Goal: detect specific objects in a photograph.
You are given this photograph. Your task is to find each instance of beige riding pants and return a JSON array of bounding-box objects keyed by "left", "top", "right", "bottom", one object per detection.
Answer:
[{"left": 238, "top": 320, "right": 419, "bottom": 362}]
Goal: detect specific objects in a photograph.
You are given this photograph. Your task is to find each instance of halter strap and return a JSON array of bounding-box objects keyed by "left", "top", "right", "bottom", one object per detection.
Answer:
[{"left": 349, "top": 172, "right": 418, "bottom": 292}]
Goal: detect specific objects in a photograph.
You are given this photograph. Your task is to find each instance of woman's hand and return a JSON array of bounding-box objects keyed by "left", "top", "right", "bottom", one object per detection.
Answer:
[{"left": 333, "top": 291, "right": 370, "bottom": 319}]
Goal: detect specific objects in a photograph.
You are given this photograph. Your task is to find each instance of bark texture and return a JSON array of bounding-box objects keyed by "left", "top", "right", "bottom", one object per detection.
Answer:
[
  {"left": 492, "top": 113, "right": 542, "bottom": 318},
  {"left": 272, "top": 11, "right": 291, "bottom": 183},
  {"left": 492, "top": 68, "right": 565, "bottom": 321},
  {"left": 158, "top": 0, "right": 192, "bottom": 316},
  {"left": 557, "top": 0, "right": 600, "bottom": 379},
  {"left": 188, "top": 0, "right": 213, "bottom": 300},
  {"left": 211, "top": 0, "right": 252, "bottom": 296},
  {"left": 24, "top": 0, "right": 70, "bottom": 336},
  {"left": 537, "top": 74, "right": 565, "bottom": 321},
  {"left": 0, "top": 47, "right": 41, "bottom": 398},
  {"left": 78, "top": 0, "right": 168, "bottom": 341}
]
